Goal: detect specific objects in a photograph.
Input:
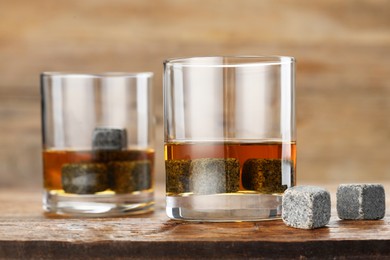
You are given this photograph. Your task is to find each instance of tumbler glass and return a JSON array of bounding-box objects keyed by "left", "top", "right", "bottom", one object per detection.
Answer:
[
  {"left": 164, "top": 56, "right": 296, "bottom": 221},
  {"left": 41, "top": 72, "right": 154, "bottom": 217}
]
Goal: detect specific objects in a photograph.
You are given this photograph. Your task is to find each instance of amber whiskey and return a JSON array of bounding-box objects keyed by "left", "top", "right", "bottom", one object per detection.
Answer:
[
  {"left": 165, "top": 141, "right": 296, "bottom": 194},
  {"left": 43, "top": 149, "right": 155, "bottom": 193}
]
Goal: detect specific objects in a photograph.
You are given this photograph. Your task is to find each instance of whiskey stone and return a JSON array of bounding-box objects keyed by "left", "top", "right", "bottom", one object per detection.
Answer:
[
  {"left": 282, "top": 186, "right": 331, "bottom": 229},
  {"left": 189, "top": 158, "right": 240, "bottom": 195},
  {"left": 242, "top": 159, "right": 289, "bottom": 193},
  {"left": 62, "top": 163, "right": 108, "bottom": 194},
  {"left": 165, "top": 159, "right": 191, "bottom": 194},
  {"left": 337, "top": 184, "right": 385, "bottom": 220},
  {"left": 109, "top": 160, "right": 152, "bottom": 193},
  {"left": 92, "top": 127, "right": 127, "bottom": 150}
]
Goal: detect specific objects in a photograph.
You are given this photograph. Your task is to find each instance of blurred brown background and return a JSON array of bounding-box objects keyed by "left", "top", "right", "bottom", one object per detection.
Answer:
[{"left": 0, "top": 0, "right": 389, "bottom": 188}]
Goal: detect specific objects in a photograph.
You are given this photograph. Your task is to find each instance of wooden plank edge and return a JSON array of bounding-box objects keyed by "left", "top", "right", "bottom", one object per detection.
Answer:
[{"left": 0, "top": 239, "right": 389, "bottom": 259}]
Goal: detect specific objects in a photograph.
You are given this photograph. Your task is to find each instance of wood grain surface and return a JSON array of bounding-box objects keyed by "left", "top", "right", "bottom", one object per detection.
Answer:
[
  {"left": 0, "top": 183, "right": 390, "bottom": 259},
  {"left": 0, "top": 0, "right": 389, "bottom": 187}
]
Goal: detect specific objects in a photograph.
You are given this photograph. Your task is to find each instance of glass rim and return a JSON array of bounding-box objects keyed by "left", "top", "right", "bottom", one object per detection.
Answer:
[
  {"left": 164, "top": 55, "right": 295, "bottom": 68},
  {"left": 41, "top": 72, "right": 153, "bottom": 79}
]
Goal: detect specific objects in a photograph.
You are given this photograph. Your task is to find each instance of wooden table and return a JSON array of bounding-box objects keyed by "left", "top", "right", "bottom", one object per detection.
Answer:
[{"left": 0, "top": 184, "right": 389, "bottom": 259}]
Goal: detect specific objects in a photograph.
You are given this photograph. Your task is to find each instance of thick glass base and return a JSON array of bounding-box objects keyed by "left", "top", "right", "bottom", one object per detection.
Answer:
[
  {"left": 43, "top": 190, "right": 154, "bottom": 217},
  {"left": 166, "top": 192, "right": 282, "bottom": 222}
]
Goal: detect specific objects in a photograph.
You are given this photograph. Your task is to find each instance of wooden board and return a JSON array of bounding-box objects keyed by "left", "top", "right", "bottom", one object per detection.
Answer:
[{"left": 1, "top": 184, "right": 390, "bottom": 259}]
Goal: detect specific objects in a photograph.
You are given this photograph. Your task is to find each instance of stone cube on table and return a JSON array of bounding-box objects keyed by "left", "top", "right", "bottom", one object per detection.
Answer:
[
  {"left": 282, "top": 186, "right": 331, "bottom": 229},
  {"left": 337, "top": 184, "right": 385, "bottom": 220}
]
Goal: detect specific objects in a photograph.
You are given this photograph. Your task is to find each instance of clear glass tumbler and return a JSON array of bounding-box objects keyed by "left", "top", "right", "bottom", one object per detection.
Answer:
[
  {"left": 164, "top": 56, "right": 296, "bottom": 221},
  {"left": 41, "top": 72, "right": 154, "bottom": 217}
]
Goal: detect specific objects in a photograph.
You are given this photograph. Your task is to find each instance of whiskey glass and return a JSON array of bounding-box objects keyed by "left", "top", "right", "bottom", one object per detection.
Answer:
[
  {"left": 164, "top": 56, "right": 296, "bottom": 221},
  {"left": 41, "top": 72, "right": 154, "bottom": 217}
]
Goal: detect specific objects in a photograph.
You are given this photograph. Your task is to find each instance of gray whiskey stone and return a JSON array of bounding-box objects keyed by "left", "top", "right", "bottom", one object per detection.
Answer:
[
  {"left": 62, "top": 163, "right": 109, "bottom": 194},
  {"left": 92, "top": 127, "right": 127, "bottom": 150},
  {"left": 109, "top": 160, "right": 152, "bottom": 193},
  {"left": 337, "top": 184, "right": 385, "bottom": 220},
  {"left": 282, "top": 186, "right": 331, "bottom": 229},
  {"left": 242, "top": 159, "right": 290, "bottom": 193},
  {"left": 165, "top": 159, "right": 191, "bottom": 194},
  {"left": 189, "top": 158, "right": 240, "bottom": 195}
]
